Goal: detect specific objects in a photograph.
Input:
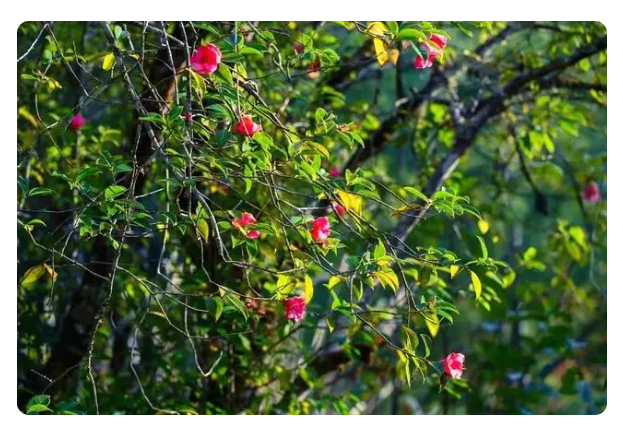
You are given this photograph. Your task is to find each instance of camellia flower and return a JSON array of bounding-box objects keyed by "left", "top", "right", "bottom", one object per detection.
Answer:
[
  {"left": 332, "top": 202, "right": 346, "bottom": 217},
  {"left": 190, "top": 44, "right": 222, "bottom": 75},
  {"left": 442, "top": 352, "right": 465, "bottom": 379},
  {"left": 583, "top": 181, "right": 601, "bottom": 203},
  {"left": 232, "top": 212, "right": 260, "bottom": 239},
  {"left": 68, "top": 113, "right": 87, "bottom": 131},
  {"left": 307, "top": 60, "right": 321, "bottom": 79},
  {"left": 310, "top": 216, "right": 331, "bottom": 244},
  {"left": 294, "top": 42, "right": 304, "bottom": 54},
  {"left": 423, "top": 41, "right": 443, "bottom": 60},
  {"left": 414, "top": 34, "right": 449, "bottom": 70},
  {"left": 329, "top": 166, "right": 341, "bottom": 177},
  {"left": 284, "top": 296, "right": 306, "bottom": 322},
  {"left": 414, "top": 55, "right": 434, "bottom": 70},
  {"left": 234, "top": 116, "right": 262, "bottom": 136},
  {"left": 430, "top": 33, "right": 448, "bottom": 50}
]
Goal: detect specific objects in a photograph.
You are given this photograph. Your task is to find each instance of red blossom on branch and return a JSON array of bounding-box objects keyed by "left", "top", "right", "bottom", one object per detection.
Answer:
[
  {"left": 284, "top": 296, "right": 306, "bottom": 322},
  {"left": 442, "top": 352, "right": 465, "bottom": 379},
  {"left": 234, "top": 116, "right": 262, "bottom": 136},
  {"left": 68, "top": 113, "right": 87, "bottom": 131},
  {"left": 190, "top": 44, "right": 222, "bottom": 75}
]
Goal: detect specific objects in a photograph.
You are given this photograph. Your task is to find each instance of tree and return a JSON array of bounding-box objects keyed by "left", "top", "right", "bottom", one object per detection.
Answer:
[{"left": 17, "top": 21, "right": 606, "bottom": 415}]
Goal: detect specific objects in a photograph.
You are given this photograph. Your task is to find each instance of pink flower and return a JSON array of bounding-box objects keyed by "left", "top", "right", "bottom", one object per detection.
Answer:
[
  {"left": 329, "top": 166, "right": 341, "bottom": 177},
  {"left": 430, "top": 33, "right": 448, "bottom": 50},
  {"left": 311, "top": 216, "right": 331, "bottom": 244},
  {"left": 332, "top": 202, "right": 346, "bottom": 217},
  {"left": 284, "top": 296, "right": 306, "bottom": 322},
  {"left": 239, "top": 212, "right": 257, "bottom": 227},
  {"left": 68, "top": 113, "right": 87, "bottom": 131},
  {"left": 423, "top": 41, "right": 443, "bottom": 60},
  {"left": 583, "top": 181, "right": 601, "bottom": 203},
  {"left": 185, "top": 112, "right": 193, "bottom": 123},
  {"left": 190, "top": 44, "right": 222, "bottom": 75},
  {"left": 442, "top": 352, "right": 465, "bottom": 379},
  {"left": 294, "top": 42, "right": 304, "bottom": 54},
  {"left": 232, "top": 212, "right": 259, "bottom": 239},
  {"left": 234, "top": 116, "right": 262, "bottom": 136},
  {"left": 245, "top": 299, "right": 257, "bottom": 310},
  {"left": 414, "top": 55, "right": 434, "bottom": 70}
]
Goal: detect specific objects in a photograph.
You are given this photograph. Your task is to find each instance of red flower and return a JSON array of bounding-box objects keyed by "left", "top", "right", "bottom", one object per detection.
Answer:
[
  {"left": 284, "top": 296, "right": 306, "bottom": 322},
  {"left": 423, "top": 41, "right": 443, "bottom": 60},
  {"left": 311, "top": 216, "right": 331, "bottom": 244},
  {"left": 307, "top": 60, "right": 321, "bottom": 79},
  {"left": 294, "top": 42, "right": 304, "bottom": 54},
  {"left": 234, "top": 116, "right": 262, "bottom": 136},
  {"left": 414, "top": 55, "right": 434, "bottom": 70},
  {"left": 68, "top": 113, "right": 87, "bottom": 131},
  {"left": 332, "top": 202, "right": 346, "bottom": 217},
  {"left": 185, "top": 112, "right": 193, "bottom": 123},
  {"left": 442, "top": 352, "right": 465, "bottom": 379},
  {"left": 583, "top": 181, "right": 601, "bottom": 203},
  {"left": 245, "top": 299, "right": 257, "bottom": 310},
  {"left": 190, "top": 44, "right": 222, "bottom": 75},
  {"left": 232, "top": 212, "right": 259, "bottom": 239},
  {"left": 430, "top": 33, "right": 448, "bottom": 50},
  {"left": 239, "top": 212, "right": 257, "bottom": 227},
  {"left": 329, "top": 166, "right": 341, "bottom": 177}
]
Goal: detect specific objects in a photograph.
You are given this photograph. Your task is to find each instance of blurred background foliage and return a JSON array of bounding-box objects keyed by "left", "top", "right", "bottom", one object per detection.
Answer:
[{"left": 17, "top": 21, "right": 606, "bottom": 415}]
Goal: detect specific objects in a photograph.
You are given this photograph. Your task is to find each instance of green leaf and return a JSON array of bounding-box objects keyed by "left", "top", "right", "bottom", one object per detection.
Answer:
[
  {"left": 404, "top": 186, "right": 428, "bottom": 202},
  {"left": 27, "top": 404, "right": 52, "bottom": 414},
  {"left": 420, "top": 333, "right": 432, "bottom": 358},
  {"left": 374, "top": 239, "right": 386, "bottom": 260},
  {"left": 196, "top": 218, "right": 210, "bottom": 242},
  {"left": 104, "top": 185, "right": 126, "bottom": 200},
  {"left": 476, "top": 235, "right": 488, "bottom": 259},
  {"left": 215, "top": 64, "right": 233, "bottom": 85},
  {"left": 28, "top": 187, "right": 54, "bottom": 197},
  {"left": 397, "top": 28, "right": 426, "bottom": 41},
  {"left": 214, "top": 297, "right": 224, "bottom": 322},
  {"left": 227, "top": 295, "right": 248, "bottom": 320}
]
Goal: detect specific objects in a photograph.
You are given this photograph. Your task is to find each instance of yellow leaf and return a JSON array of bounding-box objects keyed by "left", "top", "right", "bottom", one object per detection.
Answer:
[
  {"left": 425, "top": 312, "right": 440, "bottom": 338},
  {"left": 18, "top": 106, "right": 40, "bottom": 129},
  {"left": 337, "top": 190, "right": 363, "bottom": 216},
  {"left": 367, "top": 22, "right": 389, "bottom": 67},
  {"left": 391, "top": 203, "right": 421, "bottom": 217},
  {"left": 148, "top": 311, "right": 166, "bottom": 318},
  {"left": 102, "top": 53, "right": 116, "bottom": 71},
  {"left": 478, "top": 219, "right": 490, "bottom": 234},
  {"left": 304, "top": 275, "right": 314, "bottom": 303},
  {"left": 196, "top": 218, "right": 210, "bottom": 242},
  {"left": 21, "top": 264, "right": 46, "bottom": 286},
  {"left": 44, "top": 264, "right": 57, "bottom": 283},
  {"left": 389, "top": 49, "right": 400, "bottom": 65},
  {"left": 470, "top": 270, "right": 482, "bottom": 300},
  {"left": 450, "top": 265, "right": 460, "bottom": 279},
  {"left": 375, "top": 270, "right": 399, "bottom": 293},
  {"left": 313, "top": 143, "right": 330, "bottom": 159},
  {"left": 327, "top": 275, "right": 341, "bottom": 290}
]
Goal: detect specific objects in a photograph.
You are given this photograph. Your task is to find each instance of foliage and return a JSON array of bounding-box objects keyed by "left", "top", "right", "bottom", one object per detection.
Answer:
[{"left": 17, "top": 21, "right": 606, "bottom": 415}]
